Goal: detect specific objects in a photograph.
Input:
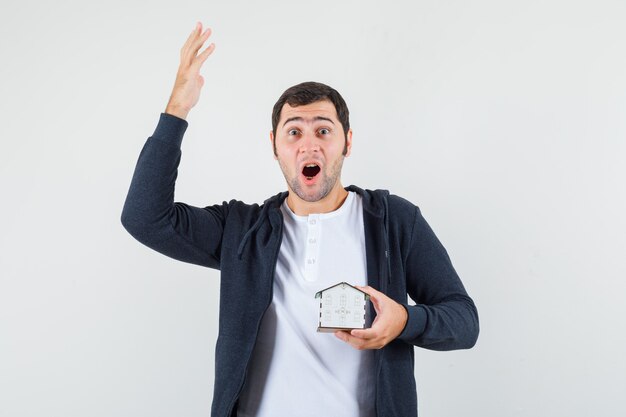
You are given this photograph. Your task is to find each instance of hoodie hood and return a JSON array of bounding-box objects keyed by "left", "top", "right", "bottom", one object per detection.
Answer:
[{"left": 236, "top": 190, "right": 288, "bottom": 258}]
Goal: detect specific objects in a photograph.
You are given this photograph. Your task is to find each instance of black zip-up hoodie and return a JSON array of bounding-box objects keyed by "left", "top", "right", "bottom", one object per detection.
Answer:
[{"left": 121, "top": 113, "right": 479, "bottom": 417}]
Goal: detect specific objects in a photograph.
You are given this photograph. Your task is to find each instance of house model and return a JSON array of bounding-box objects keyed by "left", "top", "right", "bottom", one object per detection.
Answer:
[{"left": 314, "top": 282, "right": 370, "bottom": 332}]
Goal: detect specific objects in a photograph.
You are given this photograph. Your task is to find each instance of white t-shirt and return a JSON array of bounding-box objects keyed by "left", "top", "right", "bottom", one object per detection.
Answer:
[{"left": 237, "top": 191, "right": 376, "bottom": 417}]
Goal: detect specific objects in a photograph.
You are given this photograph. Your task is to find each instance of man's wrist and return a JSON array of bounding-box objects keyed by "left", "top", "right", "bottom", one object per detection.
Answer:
[
  {"left": 397, "top": 304, "right": 428, "bottom": 342},
  {"left": 165, "top": 103, "right": 189, "bottom": 120},
  {"left": 396, "top": 303, "right": 409, "bottom": 338}
]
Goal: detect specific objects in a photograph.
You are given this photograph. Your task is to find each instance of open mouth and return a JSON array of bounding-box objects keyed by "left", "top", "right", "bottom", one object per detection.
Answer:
[{"left": 302, "top": 163, "right": 321, "bottom": 180}]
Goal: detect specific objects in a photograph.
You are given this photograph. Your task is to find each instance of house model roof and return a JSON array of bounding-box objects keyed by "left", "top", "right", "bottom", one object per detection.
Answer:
[
  {"left": 315, "top": 282, "right": 370, "bottom": 333},
  {"left": 314, "top": 282, "right": 370, "bottom": 299}
]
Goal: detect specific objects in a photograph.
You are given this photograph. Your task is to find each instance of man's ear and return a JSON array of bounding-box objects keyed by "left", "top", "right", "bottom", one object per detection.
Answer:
[
  {"left": 344, "top": 128, "right": 353, "bottom": 157},
  {"left": 270, "top": 130, "right": 277, "bottom": 159}
]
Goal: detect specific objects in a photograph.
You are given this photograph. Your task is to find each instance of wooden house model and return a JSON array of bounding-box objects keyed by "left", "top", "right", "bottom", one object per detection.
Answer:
[{"left": 314, "top": 282, "right": 370, "bottom": 332}]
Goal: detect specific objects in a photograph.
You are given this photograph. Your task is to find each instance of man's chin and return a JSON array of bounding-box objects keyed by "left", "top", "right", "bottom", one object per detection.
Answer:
[
  {"left": 295, "top": 189, "right": 326, "bottom": 203},
  {"left": 291, "top": 181, "right": 331, "bottom": 203}
]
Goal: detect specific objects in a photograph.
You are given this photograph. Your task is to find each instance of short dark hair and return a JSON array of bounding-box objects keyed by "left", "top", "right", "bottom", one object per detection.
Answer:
[{"left": 271, "top": 81, "right": 350, "bottom": 156}]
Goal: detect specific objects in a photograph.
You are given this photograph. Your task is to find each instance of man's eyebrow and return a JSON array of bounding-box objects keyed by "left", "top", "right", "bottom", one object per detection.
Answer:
[{"left": 282, "top": 116, "right": 335, "bottom": 127}]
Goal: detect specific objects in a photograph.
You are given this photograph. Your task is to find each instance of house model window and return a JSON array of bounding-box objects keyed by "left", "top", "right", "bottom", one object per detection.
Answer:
[{"left": 314, "top": 282, "right": 370, "bottom": 332}]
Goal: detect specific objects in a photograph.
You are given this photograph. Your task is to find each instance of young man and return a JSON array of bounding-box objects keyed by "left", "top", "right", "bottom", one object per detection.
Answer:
[{"left": 121, "top": 22, "right": 479, "bottom": 417}]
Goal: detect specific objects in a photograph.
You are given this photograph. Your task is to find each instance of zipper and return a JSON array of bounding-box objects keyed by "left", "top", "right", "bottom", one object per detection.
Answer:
[{"left": 225, "top": 213, "right": 283, "bottom": 417}]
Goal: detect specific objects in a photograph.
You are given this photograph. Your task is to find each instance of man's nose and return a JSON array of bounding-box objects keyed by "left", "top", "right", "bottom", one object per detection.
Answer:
[{"left": 299, "top": 131, "right": 320, "bottom": 153}]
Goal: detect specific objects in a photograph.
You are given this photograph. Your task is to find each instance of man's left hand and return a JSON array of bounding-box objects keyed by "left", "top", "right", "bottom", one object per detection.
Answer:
[{"left": 335, "top": 285, "right": 408, "bottom": 350}]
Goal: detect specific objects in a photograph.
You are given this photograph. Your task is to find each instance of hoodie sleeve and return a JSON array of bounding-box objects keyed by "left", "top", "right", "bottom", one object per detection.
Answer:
[
  {"left": 397, "top": 206, "right": 479, "bottom": 350},
  {"left": 120, "top": 113, "right": 227, "bottom": 270}
]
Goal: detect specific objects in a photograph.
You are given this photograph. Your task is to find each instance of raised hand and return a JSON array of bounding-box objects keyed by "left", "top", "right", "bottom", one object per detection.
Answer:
[{"left": 165, "top": 22, "right": 216, "bottom": 120}]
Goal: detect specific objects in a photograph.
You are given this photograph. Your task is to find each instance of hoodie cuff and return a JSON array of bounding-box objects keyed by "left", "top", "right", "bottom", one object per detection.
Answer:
[
  {"left": 397, "top": 304, "right": 427, "bottom": 342},
  {"left": 151, "top": 112, "right": 189, "bottom": 148}
]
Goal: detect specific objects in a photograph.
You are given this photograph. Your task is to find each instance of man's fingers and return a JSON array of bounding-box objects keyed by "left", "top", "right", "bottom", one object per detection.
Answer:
[
  {"left": 181, "top": 24, "right": 212, "bottom": 65},
  {"left": 359, "top": 285, "right": 394, "bottom": 314},
  {"left": 356, "top": 285, "right": 384, "bottom": 314},
  {"left": 192, "top": 27, "right": 212, "bottom": 53},
  {"left": 187, "top": 27, "right": 211, "bottom": 59},
  {"left": 335, "top": 331, "right": 384, "bottom": 350},
  {"left": 188, "top": 22, "right": 201, "bottom": 41},
  {"left": 185, "top": 22, "right": 200, "bottom": 43},
  {"left": 356, "top": 285, "right": 382, "bottom": 301},
  {"left": 181, "top": 22, "right": 202, "bottom": 55},
  {"left": 350, "top": 328, "right": 376, "bottom": 339},
  {"left": 193, "top": 42, "right": 216, "bottom": 68},
  {"left": 335, "top": 331, "right": 366, "bottom": 349}
]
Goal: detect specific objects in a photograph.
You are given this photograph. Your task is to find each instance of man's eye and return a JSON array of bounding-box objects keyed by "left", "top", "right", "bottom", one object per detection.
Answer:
[
  {"left": 288, "top": 129, "right": 299, "bottom": 136},
  {"left": 319, "top": 128, "right": 330, "bottom": 135}
]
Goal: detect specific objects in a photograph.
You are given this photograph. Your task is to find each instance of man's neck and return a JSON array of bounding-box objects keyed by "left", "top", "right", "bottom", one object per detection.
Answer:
[{"left": 286, "top": 184, "right": 349, "bottom": 216}]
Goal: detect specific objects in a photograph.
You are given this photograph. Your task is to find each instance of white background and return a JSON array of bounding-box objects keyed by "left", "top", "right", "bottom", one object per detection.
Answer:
[{"left": 1, "top": 0, "right": 625, "bottom": 416}]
